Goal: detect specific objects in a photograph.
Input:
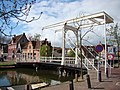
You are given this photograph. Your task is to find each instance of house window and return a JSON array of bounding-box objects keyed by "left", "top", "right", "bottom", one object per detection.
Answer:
[
  {"left": 22, "top": 53, "right": 24, "bottom": 58},
  {"left": 29, "top": 45, "right": 31, "bottom": 49},
  {"left": 34, "top": 53, "right": 36, "bottom": 60},
  {"left": 28, "top": 53, "right": 30, "bottom": 59},
  {"left": 34, "top": 53, "right": 36, "bottom": 55},
  {"left": 30, "top": 53, "right": 32, "bottom": 59},
  {"left": 25, "top": 53, "right": 26, "bottom": 59}
]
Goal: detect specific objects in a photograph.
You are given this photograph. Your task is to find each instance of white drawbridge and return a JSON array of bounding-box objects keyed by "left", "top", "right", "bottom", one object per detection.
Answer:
[{"left": 42, "top": 11, "right": 114, "bottom": 76}]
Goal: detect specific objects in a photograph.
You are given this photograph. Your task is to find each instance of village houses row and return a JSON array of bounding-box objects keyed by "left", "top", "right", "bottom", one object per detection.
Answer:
[{"left": 0, "top": 33, "right": 108, "bottom": 61}]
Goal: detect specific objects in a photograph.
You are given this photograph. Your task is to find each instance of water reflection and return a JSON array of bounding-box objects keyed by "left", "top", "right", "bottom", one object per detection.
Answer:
[{"left": 0, "top": 69, "right": 74, "bottom": 87}]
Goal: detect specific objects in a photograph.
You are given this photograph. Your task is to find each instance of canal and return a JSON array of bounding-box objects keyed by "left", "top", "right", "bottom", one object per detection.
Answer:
[{"left": 0, "top": 68, "right": 74, "bottom": 87}]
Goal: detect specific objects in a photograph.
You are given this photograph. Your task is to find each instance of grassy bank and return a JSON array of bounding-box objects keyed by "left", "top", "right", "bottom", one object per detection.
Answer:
[{"left": 0, "top": 60, "right": 15, "bottom": 66}]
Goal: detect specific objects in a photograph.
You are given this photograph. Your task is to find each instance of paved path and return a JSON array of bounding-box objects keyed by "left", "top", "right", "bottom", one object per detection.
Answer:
[{"left": 41, "top": 67, "right": 120, "bottom": 90}]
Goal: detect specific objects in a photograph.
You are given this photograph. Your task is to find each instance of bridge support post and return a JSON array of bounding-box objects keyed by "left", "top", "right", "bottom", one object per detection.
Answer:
[
  {"left": 75, "top": 73, "right": 78, "bottom": 82},
  {"left": 58, "top": 67, "right": 65, "bottom": 77},
  {"left": 75, "top": 31, "right": 79, "bottom": 65},
  {"left": 26, "top": 84, "right": 32, "bottom": 90},
  {"left": 61, "top": 24, "right": 66, "bottom": 65}
]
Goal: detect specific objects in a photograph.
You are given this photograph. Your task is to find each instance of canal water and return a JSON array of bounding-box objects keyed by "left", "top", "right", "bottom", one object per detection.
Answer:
[{"left": 0, "top": 68, "right": 74, "bottom": 87}]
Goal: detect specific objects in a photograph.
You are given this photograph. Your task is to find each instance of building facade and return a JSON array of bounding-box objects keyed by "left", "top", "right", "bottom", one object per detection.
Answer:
[
  {"left": 21, "top": 38, "right": 52, "bottom": 62},
  {"left": 22, "top": 40, "right": 40, "bottom": 62},
  {"left": 8, "top": 33, "right": 29, "bottom": 60}
]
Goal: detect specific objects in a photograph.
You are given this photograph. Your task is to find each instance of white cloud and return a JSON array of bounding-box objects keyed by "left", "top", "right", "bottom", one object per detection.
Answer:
[{"left": 16, "top": 0, "right": 120, "bottom": 47}]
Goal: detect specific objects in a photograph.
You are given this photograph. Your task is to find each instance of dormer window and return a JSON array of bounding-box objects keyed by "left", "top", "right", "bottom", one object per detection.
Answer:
[{"left": 22, "top": 40, "right": 24, "bottom": 43}]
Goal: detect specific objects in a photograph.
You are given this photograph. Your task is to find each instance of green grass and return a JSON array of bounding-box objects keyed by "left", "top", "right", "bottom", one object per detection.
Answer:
[{"left": 0, "top": 61, "right": 15, "bottom": 66}]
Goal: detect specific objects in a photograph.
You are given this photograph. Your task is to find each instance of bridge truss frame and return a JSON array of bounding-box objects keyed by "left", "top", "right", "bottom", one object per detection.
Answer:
[{"left": 43, "top": 11, "right": 114, "bottom": 77}]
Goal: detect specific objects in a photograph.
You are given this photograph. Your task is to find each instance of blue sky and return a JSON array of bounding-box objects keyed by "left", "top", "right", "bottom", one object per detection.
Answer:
[{"left": 10, "top": 0, "right": 120, "bottom": 46}]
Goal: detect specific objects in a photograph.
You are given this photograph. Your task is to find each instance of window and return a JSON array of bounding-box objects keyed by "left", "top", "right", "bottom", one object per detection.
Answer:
[
  {"left": 25, "top": 53, "right": 26, "bottom": 59},
  {"left": 29, "top": 45, "right": 31, "bottom": 49},
  {"left": 28, "top": 53, "right": 30, "bottom": 59},
  {"left": 22, "top": 40, "right": 24, "bottom": 43},
  {"left": 34, "top": 53, "right": 36, "bottom": 60},
  {"left": 22, "top": 53, "right": 24, "bottom": 58}
]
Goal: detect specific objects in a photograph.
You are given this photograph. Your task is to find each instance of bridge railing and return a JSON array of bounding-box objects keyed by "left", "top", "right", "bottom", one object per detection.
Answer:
[
  {"left": 40, "top": 56, "right": 95, "bottom": 68},
  {"left": 40, "top": 57, "right": 75, "bottom": 63},
  {"left": 17, "top": 56, "right": 97, "bottom": 70},
  {"left": 40, "top": 56, "right": 79, "bottom": 67}
]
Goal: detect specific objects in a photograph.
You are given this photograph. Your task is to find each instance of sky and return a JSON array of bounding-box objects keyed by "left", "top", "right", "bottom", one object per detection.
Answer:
[{"left": 11, "top": 0, "right": 120, "bottom": 47}]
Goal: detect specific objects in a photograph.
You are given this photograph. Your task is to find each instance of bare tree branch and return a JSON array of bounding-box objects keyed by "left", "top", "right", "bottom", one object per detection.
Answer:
[{"left": 0, "top": 0, "right": 43, "bottom": 36}]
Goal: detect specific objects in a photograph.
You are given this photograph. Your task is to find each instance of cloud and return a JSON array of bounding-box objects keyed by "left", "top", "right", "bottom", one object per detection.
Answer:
[{"left": 16, "top": 0, "right": 120, "bottom": 47}]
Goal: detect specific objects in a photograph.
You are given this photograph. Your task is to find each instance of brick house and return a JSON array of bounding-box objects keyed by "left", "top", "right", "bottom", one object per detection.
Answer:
[
  {"left": 8, "top": 33, "right": 29, "bottom": 60},
  {"left": 0, "top": 43, "right": 8, "bottom": 58},
  {"left": 21, "top": 38, "right": 52, "bottom": 62},
  {"left": 22, "top": 40, "right": 40, "bottom": 61}
]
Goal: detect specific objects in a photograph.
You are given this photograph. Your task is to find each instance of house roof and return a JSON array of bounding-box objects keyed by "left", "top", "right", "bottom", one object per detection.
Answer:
[
  {"left": 22, "top": 41, "right": 40, "bottom": 49},
  {"left": 31, "top": 41, "right": 40, "bottom": 49},
  {"left": 9, "top": 33, "right": 25, "bottom": 44},
  {"left": 21, "top": 42, "right": 29, "bottom": 49}
]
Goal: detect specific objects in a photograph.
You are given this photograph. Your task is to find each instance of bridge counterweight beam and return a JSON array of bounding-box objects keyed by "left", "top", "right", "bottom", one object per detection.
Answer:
[
  {"left": 61, "top": 24, "right": 66, "bottom": 65},
  {"left": 74, "top": 30, "right": 79, "bottom": 65}
]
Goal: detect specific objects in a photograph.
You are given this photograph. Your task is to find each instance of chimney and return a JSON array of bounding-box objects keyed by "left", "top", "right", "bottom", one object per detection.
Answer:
[
  {"left": 23, "top": 33, "right": 25, "bottom": 35},
  {"left": 14, "top": 35, "right": 16, "bottom": 37},
  {"left": 45, "top": 38, "right": 47, "bottom": 41}
]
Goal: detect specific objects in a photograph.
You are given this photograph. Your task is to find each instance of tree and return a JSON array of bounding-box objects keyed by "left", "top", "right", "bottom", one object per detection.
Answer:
[
  {"left": 67, "top": 49, "right": 75, "bottom": 57},
  {"left": 40, "top": 45, "right": 52, "bottom": 57},
  {"left": 0, "top": 0, "right": 42, "bottom": 36},
  {"left": 106, "top": 23, "right": 120, "bottom": 67},
  {"left": 0, "top": 33, "right": 10, "bottom": 44},
  {"left": 33, "top": 33, "right": 41, "bottom": 41}
]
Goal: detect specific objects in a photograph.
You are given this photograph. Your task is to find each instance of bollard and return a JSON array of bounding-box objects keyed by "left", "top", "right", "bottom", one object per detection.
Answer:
[
  {"left": 98, "top": 71, "right": 102, "bottom": 82},
  {"left": 86, "top": 74, "right": 91, "bottom": 88},
  {"left": 75, "top": 71, "right": 78, "bottom": 82},
  {"left": 26, "top": 84, "right": 32, "bottom": 90},
  {"left": 69, "top": 80, "right": 74, "bottom": 90},
  {"left": 106, "top": 68, "right": 109, "bottom": 78}
]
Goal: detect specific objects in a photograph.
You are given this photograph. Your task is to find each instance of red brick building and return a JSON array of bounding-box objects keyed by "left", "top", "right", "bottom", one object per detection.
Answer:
[{"left": 8, "top": 33, "right": 29, "bottom": 60}]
